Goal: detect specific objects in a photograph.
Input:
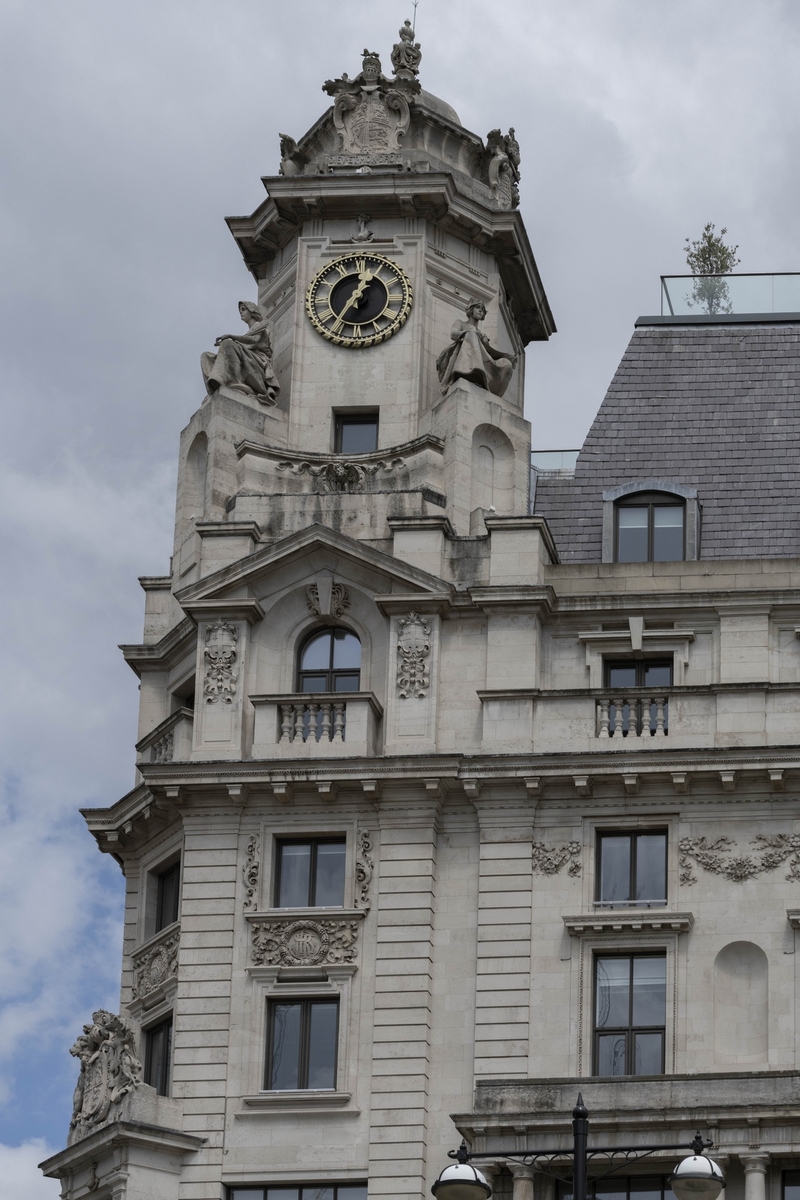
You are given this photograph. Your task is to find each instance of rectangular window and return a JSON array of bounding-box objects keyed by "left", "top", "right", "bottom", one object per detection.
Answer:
[
  {"left": 334, "top": 413, "right": 378, "bottom": 454},
  {"left": 603, "top": 660, "right": 672, "bottom": 737},
  {"left": 596, "top": 831, "right": 667, "bottom": 908},
  {"left": 559, "top": 1178, "right": 667, "bottom": 1200},
  {"left": 783, "top": 1173, "right": 800, "bottom": 1200},
  {"left": 155, "top": 861, "right": 180, "bottom": 933},
  {"left": 230, "top": 1185, "right": 367, "bottom": 1200},
  {"left": 616, "top": 497, "right": 684, "bottom": 563},
  {"left": 144, "top": 1016, "right": 173, "bottom": 1096},
  {"left": 265, "top": 999, "right": 339, "bottom": 1090},
  {"left": 594, "top": 954, "right": 666, "bottom": 1076},
  {"left": 275, "top": 838, "right": 346, "bottom": 908}
]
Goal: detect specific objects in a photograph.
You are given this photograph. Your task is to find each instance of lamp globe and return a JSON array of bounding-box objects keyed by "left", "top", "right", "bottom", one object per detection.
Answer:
[
  {"left": 669, "top": 1156, "right": 725, "bottom": 1200},
  {"left": 431, "top": 1163, "right": 492, "bottom": 1200}
]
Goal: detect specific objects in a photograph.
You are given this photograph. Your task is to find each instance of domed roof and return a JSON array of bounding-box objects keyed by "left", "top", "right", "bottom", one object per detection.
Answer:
[{"left": 418, "top": 89, "right": 461, "bottom": 126}]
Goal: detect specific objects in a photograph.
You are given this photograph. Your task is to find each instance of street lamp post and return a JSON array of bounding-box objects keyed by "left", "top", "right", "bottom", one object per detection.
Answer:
[{"left": 432, "top": 1096, "right": 725, "bottom": 1200}]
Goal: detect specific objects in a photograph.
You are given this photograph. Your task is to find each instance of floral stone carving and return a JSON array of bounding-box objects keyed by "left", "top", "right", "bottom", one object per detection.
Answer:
[
  {"left": 251, "top": 916, "right": 360, "bottom": 967},
  {"left": 132, "top": 929, "right": 180, "bottom": 999},
  {"left": 307, "top": 582, "right": 349, "bottom": 618},
  {"left": 680, "top": 834, "right": 800, "bottom": 884},
  {"left": 203, "top": 620, "right": 238, "bottom": 704},
  {"left": 277, "top": 457, "right": 404, "bottom": 494},
  {"left": 243, "top": 833, "right": 260, "bottom": 910},
  {"left": 68, "top": 1010, "right": 143, "bottom": 1145},
  {"left": 397, "top": 612, "right": 431, "bottom": 698},
  {"left": 355, "top": 829, "right": 374, "bottom": 910},
  {"left": 532, "top": 840, "right": 582, "bottom": 876}
]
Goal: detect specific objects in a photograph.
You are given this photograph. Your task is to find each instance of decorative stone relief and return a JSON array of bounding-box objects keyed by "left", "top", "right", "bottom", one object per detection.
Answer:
[
  {"left": 436, "top": 299, "right": 517, "bottom": 399},
  {"left": 351, "top": 213, "right": 374, "bottom": 243},
  {"left": 68, "top": 1010, "right": 142, "bottom": 1145},
  {"left": 323, "top": 49, "right": 413, "bottom": 156},
  {"left": 532, "top": 840, "right": 582, "bottom": 876},
  {"left": 397, "top": 613, "right": 431, "bottom": 698},
  {"left": 680, "top": 834, "right": 800, "bottom": 884},
  {"left": 277, "top": 457, "right": 405, "bottom": 493},
  {"left": 390, "top": 19, "right": 422, "bottom": 81},
  {"left": 251, "top": 916, "right": 360, "bottom": 967},
  {"left": 132, "top": 930, "right": 180, "bottom": 1000},
  {"left": 203, "top": 620, "right": 238, "bottom": 704},
  {"left": 486, "top": 127, "right": 520, "bottom": 209},
  {"left": 200, "top": 301, "right": 280, "bottom": 406},
  {"left": 243, "top": 833, "right": 260, "bottom": 910},
  {"left": 278, "top": 132, "right": 308, "bottom": 177},
  {"left": 149, "top": 729, "right": 174, "bottom": 764},
  {"left": 307, "top": 582, "right": 350, "bottom": 618},
  {"left": 355, "top": 829, "right": 374, "bottom": 910}
]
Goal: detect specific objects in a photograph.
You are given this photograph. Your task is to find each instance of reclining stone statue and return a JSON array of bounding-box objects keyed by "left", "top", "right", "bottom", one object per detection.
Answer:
[{"left": 201, "top": 300, "right": 280, "bottom": 406}]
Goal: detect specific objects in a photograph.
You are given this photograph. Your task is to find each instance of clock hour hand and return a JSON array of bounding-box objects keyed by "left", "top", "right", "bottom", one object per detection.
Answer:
[{"left": 338, "top": 269, "right": 374, "bottom": 322}]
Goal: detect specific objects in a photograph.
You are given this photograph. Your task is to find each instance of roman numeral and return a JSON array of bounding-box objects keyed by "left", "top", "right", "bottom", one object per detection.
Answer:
[{"left": 331, "top": 316, "right": 345, "bottom": 334}]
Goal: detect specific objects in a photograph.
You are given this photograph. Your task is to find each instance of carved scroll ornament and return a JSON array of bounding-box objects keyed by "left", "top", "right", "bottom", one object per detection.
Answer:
[
  {"left": 680, "top": 834, "right": 800, "bottom": 884},
  {"left": 307, "top": 582, "right": 350, "bottom": 618},
  {"left": 243, "top": 833, "right": 260, "bottom": 910},
  {"left": 277, "top": 457, "right": 405, "bottom": 494},
  {"left": 68, "top": 1010, "right": 143, "bottom": 1145},
  {"left": 251, "top": 916, "right": 360, "bottom": 967},
  {"left": 355, "top": 829, "right": 374, "bottom": 910},
  {"left": 203, "top": 620, "right": 238, "bottom": 704},
  {"left": 397, "top": 612, "right": 431, "bottom": 698},
  {"left": 532, "top": 840, "right": 582, "bottom": 877},
  {"left": 132, "top": 930, "right": 180, "bottom": 999}
]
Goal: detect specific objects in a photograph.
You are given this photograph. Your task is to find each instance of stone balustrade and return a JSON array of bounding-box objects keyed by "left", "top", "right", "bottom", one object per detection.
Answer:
[
  {"left": 250, "top": 692, "right": 383, "bottom": 759},
  {"left": 135, "top": 707, "right": 194, "bottom": 765},
  {"left": 597, "top": 694, "right": 669, "bottom": 738}
]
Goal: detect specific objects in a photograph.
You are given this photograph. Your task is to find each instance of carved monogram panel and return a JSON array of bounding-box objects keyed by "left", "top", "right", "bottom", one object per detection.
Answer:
[
  {"left": 132, "top": 930, "right": 180, "bottom": 999},
  {"left": 251, "top": 916, "right": 360, "bottom": 967},
  {"left": 203, "top": 619, "right": 238, "bottom": 704},
  {"left": 397, "top": 612, "right": 431, "bottom": 698},
  {"left": 680, "top": 834, "right": 800, "bottom": 884},
  {"left": 532, "top": 840, "right": 582, "bottom": 876}
]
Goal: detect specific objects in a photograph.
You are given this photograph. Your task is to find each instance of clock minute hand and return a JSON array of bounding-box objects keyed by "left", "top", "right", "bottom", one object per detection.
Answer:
[{"left": 338, "top": 269, "right": 373, "bottom": 322}]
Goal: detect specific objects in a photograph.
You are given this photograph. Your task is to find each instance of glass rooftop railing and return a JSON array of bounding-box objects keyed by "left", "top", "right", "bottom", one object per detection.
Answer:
[
  {"left": 661, "top": 273, "right": 800, "bottom": 317},
  {"left": 531, "top": 449, "right": 580, "bottom": 473}
]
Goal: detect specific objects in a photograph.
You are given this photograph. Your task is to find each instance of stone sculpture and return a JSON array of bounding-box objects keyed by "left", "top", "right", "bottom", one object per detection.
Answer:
[
  {"left": 201, "top": 301, "right": 280, "bottom": 406},
  {"left": 486, "top": 128, "right": 520, "bottom": 209},
  {"left": 68, "top": 1009, "right": 142, "bottom": 1145},
  {"left": 436, "top": 299, "right": 517, "bottom": 397},
  {"left": 278, "top": 132, "right": 307, "bottom": 176},
  {"left": 390, "top": 19, "right": 422, "bottom": 81},
  {"left": 323, "top": 48, "right": 414, "bottom": 158}
]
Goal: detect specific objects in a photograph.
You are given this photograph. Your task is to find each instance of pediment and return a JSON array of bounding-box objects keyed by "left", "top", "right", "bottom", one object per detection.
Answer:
[{"left": 174, "top": 523, "right": 452, "bottom": 621}]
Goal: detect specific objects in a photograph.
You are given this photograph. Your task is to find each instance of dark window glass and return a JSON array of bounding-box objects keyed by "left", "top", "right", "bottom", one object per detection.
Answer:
[
  {"left": 144, "top": 1016, "right": 172, "bottom": 1096},
  {"left": 559, "top": 1177, "right": 666, "bottom": 1200},
  {"left": 597, "top": 831, "right": 667, "bottom": 907},
  {"left": 229, "top": 1185, "right": 367, "bottom": 1200},
  {"left": 594, "top": 954, "right": 666, "bottom": 1076},
  {"left": 265, "top": 999, "right": 339, "bottom": 1090},
  {"left": 335, "top": 414, "right": 378, "bottom": 454},
  {"left": 783, "top": 1173, "right": 800, "bottom": 1200},
  {"left": 616, "top": 494, "right": 685, "bottom": 563},
  {"left": 155, "top": 861, "right": 180, "bottom": 933},
  {"left": 275, "top": 838, "right": 346, "bottom": 907},
  {"left": 603, "top": 660, "right": 672, "bottom": 737},
  {"left": 298, "top": 629, "right": 361, "bottom": 693}
]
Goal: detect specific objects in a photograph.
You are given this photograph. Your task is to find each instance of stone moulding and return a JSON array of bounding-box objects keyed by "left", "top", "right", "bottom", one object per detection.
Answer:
[
  {"left": 679, "top": 834, "right": 800, "bottom": 884},
  {"left": 131, "top": 925, "right": 180, "bottom": 1000},
  {"left": 532, "top": 840, "right": 582, "bottom": 876},
  {"left": 563, "top": 912, "right": 694, "bottom": 937},
  {"left": 247, "top": 909, "right": 365, "bottom": 967}
]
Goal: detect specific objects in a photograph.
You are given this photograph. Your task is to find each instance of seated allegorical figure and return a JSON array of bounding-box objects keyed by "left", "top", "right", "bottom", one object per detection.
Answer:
[
  {"left": 435, "top": 299, "right": 517, "bottom": 398},
  {"left": 201, "top": 300, "right": 280, "bottom": 406}
]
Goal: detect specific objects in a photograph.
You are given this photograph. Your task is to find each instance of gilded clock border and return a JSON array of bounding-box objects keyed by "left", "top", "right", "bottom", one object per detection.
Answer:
[{"left": 305, "top": 252, "right": 413, "bottom": 349}]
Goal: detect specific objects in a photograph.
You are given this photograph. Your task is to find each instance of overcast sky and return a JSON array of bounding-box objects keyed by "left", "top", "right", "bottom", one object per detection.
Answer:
[{"left": 2, "top": 0, "right": 799, "bottom": 1192}]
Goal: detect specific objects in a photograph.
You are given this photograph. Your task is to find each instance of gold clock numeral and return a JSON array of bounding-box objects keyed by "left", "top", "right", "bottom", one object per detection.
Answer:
[
  {"left": 335, "top": 263, "right": 348, "bottom": 278},
  {"left": 330, "top": 316, "right": 345, "bottom": 334},
  {"left": 356, "top": 258, "right": 366, "bottom": 273},
  {"left": 387, "top": 293, "right": 402, "bottom": 303}
]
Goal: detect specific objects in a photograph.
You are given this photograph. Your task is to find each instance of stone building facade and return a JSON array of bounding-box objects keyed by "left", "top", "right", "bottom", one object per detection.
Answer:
[{"left": 41, "top": 24, "right": 800, "bottom": 1200}]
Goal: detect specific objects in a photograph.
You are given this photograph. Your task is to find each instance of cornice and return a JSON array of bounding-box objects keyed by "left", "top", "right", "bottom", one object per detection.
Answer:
[
  {"left": 563, "top": 911, "right": 694, "bottom": 936},
  {"left": 119, "top": 617, "right": 195, "bottom": 676},
  {"left": 470, "top": 585, "right": 556, "bottom": 615},
  {"left": 236, "top": 432, "right": 445, "bottom": 464},
  {"left": 180, "top": 597, "right": 265, "bottom": 625}
]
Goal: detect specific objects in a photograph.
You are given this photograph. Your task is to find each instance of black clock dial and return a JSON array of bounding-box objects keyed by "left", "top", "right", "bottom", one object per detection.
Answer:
[
  {"left": 329, "top": 273, "right": 388, "bottom": 324},
  {"left": 305, "top": 252, "right": 413, "bottom": 348}
]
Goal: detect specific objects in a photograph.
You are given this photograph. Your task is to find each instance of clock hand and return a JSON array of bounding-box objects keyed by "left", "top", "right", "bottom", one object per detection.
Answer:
[{"left": 338, "top": 269, "right": 374, "bottom": 322}]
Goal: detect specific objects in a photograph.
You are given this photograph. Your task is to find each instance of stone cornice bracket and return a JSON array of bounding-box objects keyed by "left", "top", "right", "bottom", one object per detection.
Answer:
[
  {"left": 180, "top": 597, "right": 265, "bottom": 625},
  {"left": 271, "top": 781, "right": 294, "bottom": 802},
  {"left": 424, "top": 778, "right": 446, "bottom": 799},
  {"left": 672, "top": 772, "right": 690, "bottom": 794},
  {"left": 769, "top": 769, "right": 786, "bottom": 792},
  {"left": 361, "top": 779, "right": 381, "bottom": 799},
  {"left": 524, "top": 777, "right": 542, "bottom": 799},
  {"left": 563, "top": 911, "right": 694, "bottom": 937},
  {"left": 574, "top": 775, "right": 592, "bottom": 798},
  {"left": 622, "top": 774, "right": 639, "bottom": 796},
  {"left": 720, "top": 771, "right": 737, "bottom": 792},
  {"left": 163, "top": 785, "right": 185, "bottom": 807},
  {"left": 786, "top": 909, "right": 800, "bottom": 929},
  {"left": 227, "top": 784, "right": 250, "bottom": 805},
  {"left": 317, "top": 781, "right": 338, "bottom": 801},
  {"left": 462, "top": 779, "right": 481, "bottom": 799}
]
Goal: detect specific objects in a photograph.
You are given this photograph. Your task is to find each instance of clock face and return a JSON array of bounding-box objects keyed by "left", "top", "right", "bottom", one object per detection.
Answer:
[{"left": 305, "top": 252, "right": 413, "bottom": 348}]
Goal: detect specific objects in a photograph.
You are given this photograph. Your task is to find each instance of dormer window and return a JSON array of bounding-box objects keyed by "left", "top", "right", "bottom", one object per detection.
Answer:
[
  {"left": 615, "top": 493, "right": 685, "bottom": 563},
  {"left": 297, "top": 628, "right": 361, "bottom": 692}
]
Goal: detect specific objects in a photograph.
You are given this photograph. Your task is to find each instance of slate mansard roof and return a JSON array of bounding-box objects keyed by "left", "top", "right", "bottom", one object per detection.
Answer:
[{"left": 535, "top": 317, "right": 800, "bottom": 562}]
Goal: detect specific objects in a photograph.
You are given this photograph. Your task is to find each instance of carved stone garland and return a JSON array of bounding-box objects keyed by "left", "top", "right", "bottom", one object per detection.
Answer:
[
  {"left": 243, "top": 833, "right": 260, "bottom": 910},
  {"left": 251, "top": 917, "right": 360, "bottom": 967},
  {"left": 532, "top": 840, "right": 582, "bottom": 877},
  {"left": 68, "top": 1010, "right": 143, "bottom": 1145},
  {"left": 277, "top": 457, "right": 405, "bottom": 494},
  {"left": 203, "top": 619, "right": 238, "bottom": 704},
  {"left": 355, "top": 829, "right": 374, "bottom": 910},
  {"left": 680, "top": 834, "right": 800, "bottom": 884},
  {"left": 132, "top": 930, "right": 180, "bottom": 999},
  {"left": 397, "top": 612, "right": 431, "bottom": 698}
]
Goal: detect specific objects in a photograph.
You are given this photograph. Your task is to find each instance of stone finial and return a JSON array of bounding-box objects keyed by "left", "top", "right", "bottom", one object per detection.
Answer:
[
  {"left": 68, "top": 1010, "right": 143, "bottom": 1145},
  {"left": 391, "top": 19, "right": 422, "bottom": 80},
  {"left": 486, "top": 127, "right": 521, "bottom": 210}
]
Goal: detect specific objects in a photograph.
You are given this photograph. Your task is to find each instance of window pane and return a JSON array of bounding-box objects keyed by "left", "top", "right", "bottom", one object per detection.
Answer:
[
  {"left": 145, "top": 1017, "right": 171, "bottom": 1095},
  {"left": 595, "top": 957, "right": 630, "bottom": 1027},
  {"left": 338, "top": 1188, "right": 369, "bottom": 1200},
  {"left": 635, "top": 834, "right": 667, "bottom": 903},
  {"left": 597, "top": 1032, "right": 627, "bottom": 1075},
  {"left": 596, "top": 1184, "right": 627, "bottom": 1200},
  {"left": 269, "top": 1003, "right": 301, "bottom": 1089},
  {"left": 634, "top": 1031, "right": 664, "bottom": 1074},
  {"left": 607, "top": 665, "right": 637, "bottom": 690},
  {"left": 632, "top": 957, "right": 666, "bottom": 1026},
  {"left": 278, "top": 843, "right": 311, "bottom": 907},
  {"left": 333, "top": 672, "right": 360, "bottom": 692},
  {"left": 301, "top": 631, "right": 333, "bottom": 671},
  {"left": 338, "top": 418, "right": 378, "bottom": 454},
  {"left": 617, "top": 507, "right": 648, "bottom": 562},
  {"left": 784, "top": 1173, "right": 800, "bottom": 1200},
  {"left": 307, "top": 1001, "right": 338, "bottom": 1088},
  {"left": 233, "top": 1192, "right": 266, "bottom": 1200},
  {"left": 300, "top": 673, "right": 328, "bottom": 692},
  {"left": 631, "top": 1178, "right": 664, "bottom": 1200},
  {"left": 315, "top": 842, "right": 346, "bottom": 906},
  {"left": 303, "top": 1189, "right": 335, "bottom": 1200},
  {"left": 599, "top": 836, "right": 631, "bottom": 903},
  {"left": 156, "top": 863, "right": 180, "bottom": 932},
  {"left": 643, "top": 662, "right": 672, "bottom": 688},
  {"left": 332, "top": 630, "right": 361, "bottom": 669},
  {"left": 652, "top": 506, "right": 684, "bottom": 561},
  {"left": 268, "top": 1189, "right": 299, "bottom": 1200}
]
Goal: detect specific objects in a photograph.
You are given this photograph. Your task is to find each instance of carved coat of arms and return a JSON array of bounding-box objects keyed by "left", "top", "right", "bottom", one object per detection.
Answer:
[{"left": 68, "top": 1010, "right": 143, "bottom": 1144}]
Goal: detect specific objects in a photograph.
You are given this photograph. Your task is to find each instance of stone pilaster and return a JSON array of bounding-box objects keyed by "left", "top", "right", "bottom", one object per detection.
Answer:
[{"left": 741, "top": 1154, "right": 770, "bottom": 1200}]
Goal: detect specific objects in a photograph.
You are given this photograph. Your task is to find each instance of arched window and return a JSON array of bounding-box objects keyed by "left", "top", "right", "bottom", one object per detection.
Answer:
[
  {"left": 615, "top": 492, "right": 685, "bottom": 563},
  {"left": 297, "top": 628, "right": 361, "bottom": 693}
]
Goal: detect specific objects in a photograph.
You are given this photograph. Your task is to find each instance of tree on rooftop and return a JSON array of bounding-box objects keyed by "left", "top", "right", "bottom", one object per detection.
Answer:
[{"left": 684, "top": 223, "right": 741, "bottom": 314}]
